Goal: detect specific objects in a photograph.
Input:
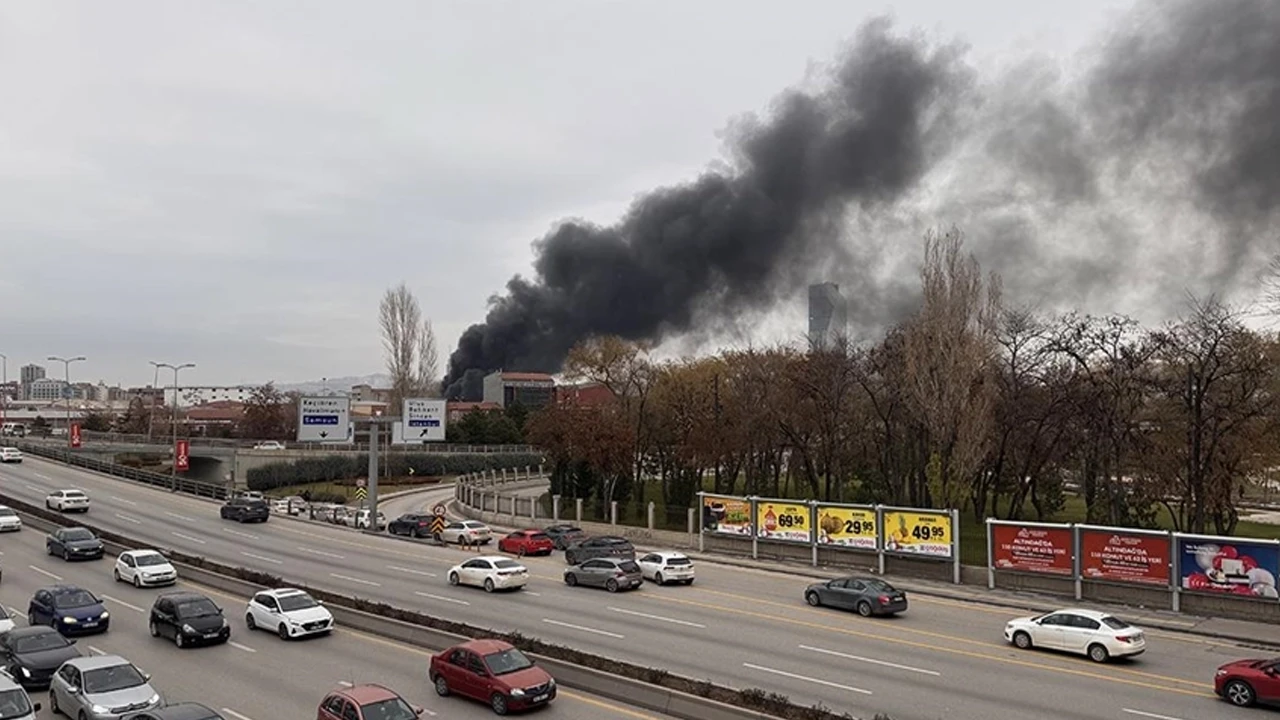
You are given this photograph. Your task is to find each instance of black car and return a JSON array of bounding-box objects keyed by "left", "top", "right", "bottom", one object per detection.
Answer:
[
  {"left": 543, "top": 524, "right": 587, "bottom": 551},
  {"left": 46, "top": 527, "right": 104, "bottom": 561},
  {"left": 219, "top": 498, "right": 269, "bottom": 523},
  {"left": 29, "top": 585, "right": 110, "bottom": 635},
  {"left": 124, "top": 703, "right": 225, "bottom": 720},
  {"left": 149, "top": 592, "right": 230, "bottom": 648},
  {"left": 804, "top": 576, "right": 908, "bottom": 617},
  {"left": 388, "top": 513, "right": 433, "bottom": 538},
  {"left": 564, "top": 535, "right": 635, "bottom": 565},
  {"left": 0, "top": 626, "right": 81, "bottom": 688}
]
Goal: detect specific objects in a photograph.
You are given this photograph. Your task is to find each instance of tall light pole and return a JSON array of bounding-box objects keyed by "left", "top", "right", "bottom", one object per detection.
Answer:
[
  {"left": 155, "top": 362, "right": 195, "bottom": 484},
  {"left": 147, "top": 361, "right": 164, "bottom": 442},
  {"left": 47, "top": 356, "right": 86, "bottom": 447},
  {"left": 0, "top": 353, "right": 7, "bottom": 429}
]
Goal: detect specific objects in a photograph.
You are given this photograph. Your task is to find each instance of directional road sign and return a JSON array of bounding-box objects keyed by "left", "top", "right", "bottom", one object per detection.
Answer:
[
  {"left": 297, "top": 396, "right": 352, "bottom": 443},
  {"left": 395, "top": 398, "right": 446, "bottom": 444}
]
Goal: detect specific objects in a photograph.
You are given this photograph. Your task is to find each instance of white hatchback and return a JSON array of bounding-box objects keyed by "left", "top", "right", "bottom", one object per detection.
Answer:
[
  {"left": 0, "top": 447, "right": 21, "bottom": 463},
  {"left": 245, "top": 588, "right": 334, "bottom": 639},
  {"left": 1005, "top": 608, "right": 1146, "bottom": 662},
  {"left": 45, "top": 489, "right": 90, "bottom": 513},
  {"left": 447, "top": 556, "right": 529, "bottom": 592},
  {"left": 0, "top": 506, "right": 21, "bottom": 532},
  {"left": 637, "top": 552, "right": 696, "bottom": 585},
  {"left": 113, "top": 549, "right": 178, "bottom": 587}
]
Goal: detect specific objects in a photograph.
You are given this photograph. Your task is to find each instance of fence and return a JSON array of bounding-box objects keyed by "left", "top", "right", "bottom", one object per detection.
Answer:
[
  {"left": 29, "top": 430, "right": 540, "bottom": 455},
  {"left": 14, "top": 442, "right": 229, "bottom": 500}
]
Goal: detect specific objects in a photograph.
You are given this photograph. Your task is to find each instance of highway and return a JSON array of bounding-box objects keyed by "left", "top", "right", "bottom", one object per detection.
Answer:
[{"left": 0, "top": 456, "right": 1253, "bottom": 720}]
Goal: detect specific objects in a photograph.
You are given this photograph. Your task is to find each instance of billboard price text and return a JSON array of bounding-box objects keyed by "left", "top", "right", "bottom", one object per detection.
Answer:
[
  {"left": 702, "top": 495, "right": 752, "bottom": 536},
  {"left": 1080, "top": 530, "right": 1170, "bottom": 585},
  {"left": 991, "top": 524, "right": 1073, "bottom": 575},
  {"left": 1179, "top": 537, "right": 1279, "bottom": 600},
  {"left": 816, "top": 506, "right": 877, "bottom": 549},
  {"left": 885, "top": 510, "right": 952, "bottom": 558},
  {"left": 756, "top": 501, "right": 810, "bottom": 542}
]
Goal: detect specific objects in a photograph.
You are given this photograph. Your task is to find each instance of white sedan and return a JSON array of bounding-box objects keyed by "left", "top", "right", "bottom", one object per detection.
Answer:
[
  {"left": 0, "top": 505, "right": 21, "bottom": 532},
  {"left": 439, "top": 521, "right": 491, "bottom": 545},
  {"left": 1005, "top": 608, "right": 1146, "bottom": 662},
  {"left": 45, "top": 489, "right": 90, "bottom": 512},
  {"left": 0, "top": 447, "right": 21, "bottom": 463},
  {"left": 113, "top": 549, "right": 178, "bottom": 587},
  {"left": 447, "top": 556, "right": 528, "bottom": 592},
  {"left": 637, "top": 551, "right": 696, "bottom": 585},
  {"left": 245, "top": 588, "right": 334, "bottom": 640}
]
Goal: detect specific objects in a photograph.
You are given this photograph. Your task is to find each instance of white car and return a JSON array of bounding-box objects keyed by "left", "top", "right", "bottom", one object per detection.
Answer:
[
  {"left": 45, "top": 489, "right": 90, "bottom": 513},
  {"left": 0, "top": 447, "right": 21, "bottom": 463},
  {"left": 113, "top": 549, "right": 178, "bottom": 587},
  {"left": 636, "top": 551, "right": 696, "bottom": 585},
  {"left": 345, "top": 509, "right": 387, "bottom": 530},
  {"left": 253, "top": 441, "right": 286, "bottom": 450},
  {"left": 439, "top": 520, "right": 492, "bottom": 545},
  {"left": 1005, "top": 608, "right": 1146, "bottom": 663},
  {"left": 244, "top": 588, "right": 334, "bottom": 639},
  {"left": 0, "top": 605, "right": 14, "bottom": 635},
  {"left": 0, "top": 506, "right": 21, "bottom": 532},
  {"left": 448, "top": 556, "right": 528, "bottom": 592}
]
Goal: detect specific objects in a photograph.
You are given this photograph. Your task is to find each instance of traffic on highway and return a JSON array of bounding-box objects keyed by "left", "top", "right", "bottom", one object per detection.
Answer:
[{"left": 0, "top": 455, "right": 1274, "bottom": 720}]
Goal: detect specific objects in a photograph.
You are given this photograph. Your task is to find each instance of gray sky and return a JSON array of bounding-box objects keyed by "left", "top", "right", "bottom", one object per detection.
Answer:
[{"left": 0, "top": 0, "right": 1132, "bottom": 388}]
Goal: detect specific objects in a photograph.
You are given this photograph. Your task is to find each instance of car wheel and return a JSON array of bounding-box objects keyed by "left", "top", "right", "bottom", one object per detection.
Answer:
[
  {"left": 805, "top": 591, "right": 821, "bottom": 607},
  {"left": 133, "top": 575, "right": 142, "bottom": 589},
  {"left": 1224, "top": 679, "right": 1256, "bottom": 707},
  {"left": 856, "top": 601, "right": 873, "bottom": 617},
  {"left": 47, "top": 545, "right": 54, "bottom": 556},
  {"left": 78, "top": 711, "right": 87, "bottom": 720},
  {"left": 1012, "top": 631, "right": 1032, "bottom": 649},
  {"left": 112, "top": 568, "right": 120, "bottom": 582},
  {"left": 564, "top": 573, "right": 578, "bottom": 586},
  {"left": 48, "top": 690, "right": 58, "bottom": 716},
  {"left": 490, "top": 693, "right": 509, "bottom": 715},
  {"left": 278, "top": 624, "right": 290, "bottom": 640},
  {"left": 245, "top": 614, "right": 256, "bottom": 630},
  {"left": 449, "top": 572, "right": 460, "bottom": 586},
  {"left": 655, "top": 573, "right": 665, "bottom": 585},
  {"left": 1087, "top": 643, "right": 1109, "bottom": 663},
  {"left": 605, "top": 578, "right": 619, "bottom": 593},
  {"left": 175, "top": 632, "right": 185, "bottom": 648},
  {"left": 433, "top": 674, "right": 450, "bottom": 696},
  {"left": 484, "top": 578, "right": 495, "bottom": 593},
  {"left": 149, "top": 620, "right": 160, "bottom": 637}
]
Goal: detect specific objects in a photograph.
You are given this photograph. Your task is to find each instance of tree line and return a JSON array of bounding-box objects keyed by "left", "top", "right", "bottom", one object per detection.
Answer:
[{"left": 527, "top": 229, "right": 1280, "bottom": 535}]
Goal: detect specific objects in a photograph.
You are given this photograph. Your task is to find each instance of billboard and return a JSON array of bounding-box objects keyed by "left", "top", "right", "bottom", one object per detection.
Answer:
[
  {"left": 816, "top": 505, "right": 877, "bottom": 549},
  {"left": 701, "top": 495, "right": 752, "bottom": 536},
  {"left": 756, "top": 500, "right": 811, "bottom": 542},
  {"left": 175, "top": 440, "right": 190, "bottom": 472},
  {"left": 69, "top": 423, "right": 81, "bottom": 448},
  {"left": 1179, "top": 536, "right": 1279, "bottom": 600},
  {"left": 991, "top": 523, "right": 1073, "bottom": 575},
  {"left": 884, "top": 509, "right": 952, "bottom": 558},
  {"left": 1080, "top": 530, "right": 1170, "bottom": 586}
]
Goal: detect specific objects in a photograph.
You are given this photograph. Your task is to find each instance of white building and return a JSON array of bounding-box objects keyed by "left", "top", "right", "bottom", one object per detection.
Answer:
[
  {"left": 27, "top": 378, "right": 68, "bottom": 402},
  {"left": 171, "top": 385, "right": 255, "bottom": 408}
]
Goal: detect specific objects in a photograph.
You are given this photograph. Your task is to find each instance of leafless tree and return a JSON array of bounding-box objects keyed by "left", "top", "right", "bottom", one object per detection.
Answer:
[{"left": 379, "top": 283, "right": 440, "bottom": 411}]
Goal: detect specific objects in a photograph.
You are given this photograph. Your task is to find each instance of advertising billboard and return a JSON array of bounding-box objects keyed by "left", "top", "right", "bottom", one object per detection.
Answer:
[
  {"left": 1179, "top": 536, "right": 1279, "bottom": 600},
  {"left": 1080, "top": 529, "right": 1170, "bottom": 586},
  {"left": 991, "top": 523, "right": 1073, "bottom": 575},
  {"left": 755, "top": 500, "right": 811, "bottom": 542},
  {"left": 701, "top": 495, "right": 753, "bottom": 536},
  {"left": 816, "top": 505, "right": 878, "bottom": 549},
  {"left": 884, "top": 509, "right": 952, "bottom": 558}
]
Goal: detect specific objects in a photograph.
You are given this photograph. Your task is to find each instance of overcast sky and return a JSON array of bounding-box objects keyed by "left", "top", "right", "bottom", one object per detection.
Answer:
[{"left": 0, "top": 0, "right": 1132, "bottom": 389}]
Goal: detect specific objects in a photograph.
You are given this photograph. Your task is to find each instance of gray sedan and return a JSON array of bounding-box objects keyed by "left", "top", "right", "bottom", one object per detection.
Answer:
[
  {"left": 49, "top": 655, "right": 161, "bottom": 720},
  {"left": 804, "top": 576, "right": 908, "bottom": 617},
  {"left": 563, "top": 558, "right": 644, "bottom": 593}
]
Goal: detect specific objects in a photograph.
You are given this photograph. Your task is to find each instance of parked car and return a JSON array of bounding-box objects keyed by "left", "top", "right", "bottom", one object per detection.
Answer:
[
  {"left": 252, "top": 441, "right": 286, "bottom": 450},
  {"left": 28, "top": 586, "right": 109, "bottom": 636},
  {"left": 0, "top": 505, "right": 22, "bottom": 532},
  {"left": 245, "top": 588, "right": 334, "bottom": 640},
  {"left": 220, "top": 497, "right": 269, "bottom": 523},
  {"left": 564, "top": 536, "right": 634, "bottom": 565},
  {"left": 46, "top": 527, "right": 104, "bottom": 561},
  {"left": 1215, "top": 657, "right": 1280, "bottom": 707},
  {"left": 804, "top": 576, "right": 907, "bottom": 617},
  {"left": 113, "top": 550, "right": 178, "bottom": 588},
  {"left": 48, "top": 655, "right": 161, "bottom": 720},
  {"left": 0, "top": 674, "right": 38, "bottom": 718},
  {"left": 542, "top": 524, "right": 586, "bottom": 550},
  {"left": 317, "top": 683, "right": 423, "bottom": 720},
  {"left": 387, "top": 513, "right": 433, "bottom": 538},
  {"left": 429, "top": 639, "right": 555, "bottom": 715},
  {"left": 148, "top": 591, "right": 230, "bottom": 648},
  {"left": 564, "top": 558, "right": 644, "bottom": 592},
  {"left": 270, "top": 497, "right": 305, "bottom": 516},
  {"left": 122, "top": 702, "right": 225, "bottom": 719},
  {"left": 0, "top": 447, "right": 22, "bottom": 463},
  {"left": 346, "top": 509, "right": 386, "bottom": 530},
  {"left": 1005, "top": 608, "right": 1145, "bottom": 663},
  {"left": 0, "top": 626, "right": 80, "bottom": 689},
  {"left": 45, "top": 490, "right": 89, "bottom": 513},
  {"left": 325, "top": 507, "right": 353, "bottom": 525},
  {"left": 636, "top": 552, "right": 695, "bottom": 585},
  {"left": 498, "top": 530, "right": 555, "bottom": 557},
  {"left": 439, "top": 521, "right": 491, "bottom": 545},
  {"left": 447, "top": 557, "right": 529, "bottom": 593}
]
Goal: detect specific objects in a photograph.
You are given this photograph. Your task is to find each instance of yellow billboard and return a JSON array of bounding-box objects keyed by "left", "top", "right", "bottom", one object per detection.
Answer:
[
  {"left": 755, "top": 500, "right": 811, "bottom": 542},
  {"left": 816, "top": 505, "right": 878, "bottom": 549},
  {"left": 884, "top": 509, "right": 952, "bottom": 558}
]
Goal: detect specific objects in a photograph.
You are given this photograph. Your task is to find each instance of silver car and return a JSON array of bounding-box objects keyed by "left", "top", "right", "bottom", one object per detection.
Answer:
[
  {"left": 563, "top": 558, "right": 644, "bottom": 592},
  {"left": 0, "top": 674, "right": 39, "bottom": 719},
  {"left": 49, "top": 655, "right": 160, "bottom": 720}
]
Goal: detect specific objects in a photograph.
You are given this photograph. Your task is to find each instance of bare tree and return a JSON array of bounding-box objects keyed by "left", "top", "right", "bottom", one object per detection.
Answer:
[{"left": 379, "top": 283, "right": 440, "bottom": 411}]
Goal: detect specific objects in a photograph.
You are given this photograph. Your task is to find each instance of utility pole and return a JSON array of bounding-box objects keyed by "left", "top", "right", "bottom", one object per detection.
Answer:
[
  {"left": 147, "top": 361, "right": 163, "bottom": 442},
  {"left": 0, "top": 353, "right": 7, "bottom": 430},
  {"left": 365, "top": 414, "right": 394, "bottom": 534},
  {"left": 47, "top": 356, "right": 85, "bottom": 446},
  {"left": 155, "top": 362, "right": 195, "bottom": 489}
]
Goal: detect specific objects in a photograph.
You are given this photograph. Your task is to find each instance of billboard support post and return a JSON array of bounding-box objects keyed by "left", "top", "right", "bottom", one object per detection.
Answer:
[
  {"left": 876, "top": 505, "right": 886, "bottom": 575},
  {"left": 1169, "top": 530, "right": 1180, "bottom": 613},
  {"left": 696, "top": 492, "right": 705, "bottom": 553},
  {"left": 1073, "top": 524, "right": 1083, "bottom": 601},
  {"left": 749, "top": 497, "right": 759, "bottom": 560},
  {"left": 809, "top": 500, "right": 819, "bottom": 568},
  {"left": 985, "top": 518, "right": 995, "bottom": 589},
  {"left": 952, "top": 508, "right": 961, "bottom": 584}
]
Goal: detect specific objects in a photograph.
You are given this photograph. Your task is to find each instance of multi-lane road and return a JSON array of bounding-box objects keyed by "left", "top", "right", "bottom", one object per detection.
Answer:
[{"left": 0, "top": 456, "right": 1257, "bottom": 720}]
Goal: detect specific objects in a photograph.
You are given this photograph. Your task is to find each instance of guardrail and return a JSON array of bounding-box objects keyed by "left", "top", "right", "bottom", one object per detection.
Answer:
[
  {"left": 14, "top": 442, "right": 228, "bottom": 500},
  {"left": 56, "top": 431, "right": 540, "bottom": 455}
]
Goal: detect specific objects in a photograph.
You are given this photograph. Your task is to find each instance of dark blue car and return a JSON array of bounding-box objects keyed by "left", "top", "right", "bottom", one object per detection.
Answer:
[{"left": 28, "top": 585, "right": 109, "bottom": 636}]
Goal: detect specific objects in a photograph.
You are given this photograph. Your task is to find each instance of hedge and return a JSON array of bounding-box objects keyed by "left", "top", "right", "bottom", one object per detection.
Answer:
[{"left": 245, "top": 452, "right": 542, "bottom": 492}]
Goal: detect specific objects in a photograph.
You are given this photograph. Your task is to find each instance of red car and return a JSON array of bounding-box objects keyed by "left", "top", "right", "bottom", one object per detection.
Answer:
[
  {"left": 317, "top": 683, "right": 423, "bottom": 720},
  {"left": 498, "top": 530, "right": 555, "bottom": 557},
  {"left": 429, "top": 639, "right": 556, "bottom": 714},
  {"left": 1216, "top": 657, "right": 1280, "bottom": 707}
]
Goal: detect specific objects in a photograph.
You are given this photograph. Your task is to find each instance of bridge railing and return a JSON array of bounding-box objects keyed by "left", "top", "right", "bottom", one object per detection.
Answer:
[
  {"left": 62, "top": 431, "right": 538, "bottom": 454},
  {"left": 14, "top": 442, "right": 229, "bottom": 501}
]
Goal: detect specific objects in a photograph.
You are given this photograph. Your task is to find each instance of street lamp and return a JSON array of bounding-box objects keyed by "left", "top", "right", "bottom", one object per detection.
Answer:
[
  {"left": 147, "top": 361, "right": 164, "bottom": 442},
  {"left": 47, "top": 356, "right": 86, "bottom": 447},
  {"left": 154, "top": 362, "right": 195, "bottom": 484},
  {"left": 0, "top": 353, "right": 7, "bottom": 430}
]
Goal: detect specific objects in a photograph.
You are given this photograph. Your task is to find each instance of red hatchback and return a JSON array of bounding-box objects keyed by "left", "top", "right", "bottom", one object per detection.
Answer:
[
  {"left": 317, "top": 683, "right": 423, "bottom": 720},
  {"left": 1216, "top": 657, "right": 1280, "bottom": 707},
  {"left": 498, "top": 530, "right": 555, "bottom": 557},
  {"left": 430, "top": 639, "right": 556, "bottom": 715}
]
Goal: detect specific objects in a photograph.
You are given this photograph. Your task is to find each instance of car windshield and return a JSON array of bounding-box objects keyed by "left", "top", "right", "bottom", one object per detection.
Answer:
[
  {"left": 493, "top": 560, "right": 522, "bottom": 570},
  {"left": 0, "top": 688, "right": 33, "bottom": 720},
  {"left": 135, "top": 554, "right": 168, "bottom": 567},
  {"left": 83, "top": 664, "right": 147, "bottom": 694},
  {"left": 12, "top": 632, "right": 71, "bottom": 653},
  {"left": 278, "top": 594, "right": 319, "bottom": 612},
  {"left": 863, "top": 579, "right": 895, "bottom": 593},
  {"left": 62, "top": 529, "right": 94, "bottom": 541},
  {"left": 358, "top": 698, "right": 418, "bottom": 720},
  {"left": 618, "top": 561, "right": 640, "bottom": 573},
  {"left": 176, "top": 599, "right": 220, "bottom": 618},
  {"left": 0, "top": 509, "right": 15, "bottom": 518},
  {"left": 484, "top": 648, "right": 534, "bottom": 675},
  {"left": 1100, "top": 616, "right": 1132, "bottom": 630},
  {"left": 54, "top": 590, "right": 97, "bottom": 609}
]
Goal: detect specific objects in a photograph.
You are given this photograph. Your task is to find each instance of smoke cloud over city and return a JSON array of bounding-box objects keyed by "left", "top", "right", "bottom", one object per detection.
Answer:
[{"left": 444, "top": 0, "right": 1280, "bottom": 399}]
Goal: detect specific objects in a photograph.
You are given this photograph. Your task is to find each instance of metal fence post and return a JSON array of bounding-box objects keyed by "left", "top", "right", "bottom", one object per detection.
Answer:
[
  {"left": 986, "top": 518, "right": 995, "bottom": 590},
  {"left": 1170, "top": 531, "right": 1181, "bottom": 613},
  {"left": 553, "top": 495, "right": 561, "bottom": 521},
  {"left": 575, "top": 498, "right": 583, "bottom": 523},
  {"left": 951, "top": 508, "right": 961, "bottom": 584},
  {"left": 1073, "top": 524, "right": 1083, "bottom": 601},
  {"left": 610, "top": 501, "right": 618, "bottom": 526},
  {"left": 697, "top": 492, "right": 705, "bottom": 553},
  {"left": 876, "top": 505, "right": 886, "bottom": 575},
  {"left": 647, "top": 501, "right": 655, "bottom": 531},
  {"left": 750, "top": 496, "right": 759, "bottom": 560},
  {"left": 810, "top": 500, "right": 819, "bottom": 568},
  {"left": 687, "top": 507, "right": 695, "bottom": 547}
]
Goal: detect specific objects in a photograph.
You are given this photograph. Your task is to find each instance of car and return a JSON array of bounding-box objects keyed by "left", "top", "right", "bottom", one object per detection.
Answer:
[
  {"left": 430, "top": 639, "right": 555, "bottom": 715},
  {"left": 270, "top": 497, "right": 305, "bottom": 516},
  {"left": 44, "top": 490, "right": 89, "bottom": 513},
  {"left": 564, "top": 536, "right": 634, "bottom": 565},
  {"left": 245, "top": 588, "right": 334, "bottom": 640},
  {"left": 804, "top": 576, "right": 907, "bottom": 617},
  {"left": 0, "top": 447, "right": 22, "bottom": 463},
  {"left": 28, "top": 586, "right": 109, "bottom": 636},
  {"left": 1216, "top": 657, "right": 1280, "bottom": 707},
  {"left": 325, "top": 506, "right": 352, "bottom": 525},
  {"left": 542, "top": 524, "right": 586, "bottom": 550},
  {"left": 219, "top": 497, "right": 269, "bottom": 523},
  {"left": 387, "top": 513, "right": 433, "bottom": 538},
  {"left": 564, "top": 557, "right": 644, "bottom": 592},
  {"left": 0, "top": 506, "right": 22, "bottom": 532},
  {"left": 346, "top": 509, "right": 387, "bottom": 530},
  {"left": 113, "top": 550, "right": 178, "bottom": 588},
  {"left": 317, "top": 683, "right": 423, "bottom": 720},
  {"left": 49, "top": 655, "right": 161, "bottom": 720},
  {"left": 122, "top": 702, "right": 225, "bottom": 719},
  {"left": 0, "top": 605, "right": 14, "bottom": 635},
  {"left": 148, "top": 591, "right": 230, "bottom": 648},
  {"left": 0, "top": 674, "right": 39, "bottom": 718},
  {"left": 0, "top": 626, "right": 81, "bottom": 688},
  {"left": 46, "top": 527, "right": 104, "bottom": 561},
  {"left": 498, "top": 530, "right": 555, "bottom": 557},
  {"left": 237, "top": 491, "right": 265, "bottom": 501},
  {"left": 1005, "top": 608, "right": 1146, "bottom": 663},
  {"left": 447, "top": 557, "right": 529, "bottom": 592},
  {"left": 636, "top": 551, "right": 696, "bottom": 585},
  {"left": 439, "top": 521, "right": 491, "bottom": 545},
  {"left": 252, "top": 441, "right": 286, "bottom": 450}
]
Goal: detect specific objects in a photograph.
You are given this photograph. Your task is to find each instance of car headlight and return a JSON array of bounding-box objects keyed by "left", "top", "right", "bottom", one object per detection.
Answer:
[
  {"left": 90, "top": 705, "right": 109, "bottom": 715},
  {"left": 18, "top": 667, "right": 30, "bottom": 678},
  {"left": 510, "top": 689, "right": 525, "bottom": 697},
  {"left": 1217, "top": 669, "right": 1228, "bottom": 676},
  {"left": 99, "top": 611, "right": 109, "bottom": 619},
  {"left": 147, "top": 693, "right": 160, "bottom": 705},
  {"left": 182, "top": 624, "right": 196, "bottom": 634},
  {"left": 548, "top": 679, "right": 555, "bottom": 687},
  {"left": 61, "top": 617, "right": 77, "bottom": 624},
  {"left": 221, "top": 618, "right": 229, "bottom": 628}
]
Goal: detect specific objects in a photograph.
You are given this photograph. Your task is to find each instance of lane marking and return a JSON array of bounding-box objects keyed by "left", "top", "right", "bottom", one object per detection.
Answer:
[
  {"left": 224, "top": 528, "right": 259, "bottom": 540},
  {"left": 240, "top": 552, "right": 282, "bottom": 565},
  {"left": 301, "top": 547, "right": 346, "bottom": 560},
  {"left": 221, "top": 710, "right": 255, "bottom": 720},
  {"left": 338, "top": 681, "right": 353, "bottom": 687},
  {"left": 100, "top": 594, "right": 145, "bottom": 613},
  {"left": 34, "top": 473, "right": 51, "bottom": 480},
  {"left": 112, "top": 496, "right": 138, "bottom": 506},
  {"left": 29, "top": 565, "right": 62, "bottom": 581},
  {"left": 330, "top": 573, "right": 381, "bottom": 587},
  {"left": 799, "top": 644, "right": 940, "bottom": 676},
  {"left": 524, "top": 591, "right": 542, "bottom": 597},
  {"left": 1122, "top": 710, "right": 1187, "bottom": 720},
  {"left": 607, "top": 606, "right": 705, "bottom": 628},
  {"left": 171, "top": 532, "right": 206, "bottom": 545},
  {"left": 114, "top": 513, "right": 141, "bottom": 525},
  {"left": 166, "top": 512, "right": 196, "bottom": 522},
  {"left": 387, "top": 565, "right": 435, "bottom": 577},
  {"left": 542, "top": 618, "right": 625, "bottom": 639},
  {"left": 25, "top": 485, "right": 40, "bottom": 492},
  {"left": 414, "top": 592, "right": 469, "bottom": 606},
  {"left": 229, "top": 641, "right": 256, "bottom": 653},
  {"left": 7, "top": 607, "right": 25, "bottom": 619},
  {"left": 88, "top": 646, "right": 105, "bottom": 655},
  {"left": 742, "top": 663, "right": 872, "bottom": 695}
]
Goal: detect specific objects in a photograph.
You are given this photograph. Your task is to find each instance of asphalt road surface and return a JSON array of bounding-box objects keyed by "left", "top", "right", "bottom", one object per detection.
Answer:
[{"left": 0, "top": 457, "right": 1254, "bottom": 720}]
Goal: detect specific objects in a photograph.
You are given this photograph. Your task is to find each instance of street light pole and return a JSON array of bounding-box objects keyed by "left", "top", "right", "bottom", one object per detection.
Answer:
[
  {"left": 47, "top": 356, "right": 86, "bottom": 447},
  {"left": 147, "top": 361, "right": 164, "bottom": 442},
  {"left": 155, "top": 362, "right": 195, "bottom": 488},
  {"left": 0, "top": 353, "right": 7, "bottom": 429}
]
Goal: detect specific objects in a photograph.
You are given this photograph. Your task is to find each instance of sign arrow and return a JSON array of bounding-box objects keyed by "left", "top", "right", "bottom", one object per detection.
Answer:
[
  {"left": 420, "top": 429, "right": 430, "bottom": 437},
  {"left": 319, "top": 431, "right": 328, "bottom": 439}
]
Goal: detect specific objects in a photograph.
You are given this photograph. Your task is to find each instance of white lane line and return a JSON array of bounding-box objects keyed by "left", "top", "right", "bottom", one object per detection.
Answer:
[
  {"left": 524, "top": 591, "right": 542, "bottom": 597},
  {"left": 301, "top": 547, "right": 346, "bottom": 560},
  {"left": 171, "top": 531, "right": 206, "bottom": 545},
  {"left": 224, "top": 528, "right": 259, "bottom": 540},
  {"left": 29, "top": 565, "right": 62, "bottom": 581},
  {"left": 1122, "top": 711, "right": 1187, "bottom": 720},
  {"left": 100, "top": 594, "right": 145, "bottom": 613},
  {"left": 221, "top": 710, "right": 255, "bottom": 720},
  {"left": 166, "top": 512, "right": 195, "bottom": 522},
  {"left": 414, "top": 592, "right": 470, "bottom": 606},
  {"left": 742, "top": 663, "right": 872, "bottom": 695},
  {"left": 387, "top": 565, "right": 435, "bottom": 577},
  {"left": 542, "top": 618, "right": 625, "bottom": 639},
  {"left": 330, "top": 573, "right": 381, "bottom": 587},
  {"left": 7, "top": 607, "right": 25, "bottom": 619},
  {"left": 25, "top": 484, "right": 40, "bottom": 492},
  {"left": 607, "top": 606, "right": 705, "bottom": 628},
  {"left": 338, "top": 681, "right": 353, "bottom": 687},
  {"left": 112, "top": 496, "right": 138, "bottom": 506},
  {"left": 240, "top": 552, "right": 282, "bottom": 565},
  {"left": 799, "top": 644, "right": 939, "bottom": 676},
  {"left": 88, "top": 646, "right": 105, "bottom": 655},
  {"left": 34, "top": 473, "right": 51, "bottom": 480},
  {"left": 229, "top": 641, "right": 256, "bottom": 653},
  {"left": 114, "top": 513, "right": 141, "bottom": 525}
]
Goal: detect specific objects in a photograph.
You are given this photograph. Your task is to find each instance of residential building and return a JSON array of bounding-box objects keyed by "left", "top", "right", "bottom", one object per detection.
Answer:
[
  {"left": 128, "top": 386, "right": 165, "bottom": 408},
  {"left": 27, "top": 378, "right": 68, "bottom": 402},
  {"left": 349, "top": 384, "right": 393, "bottom": 404},
  {"left": 556, "top": 382, "right": 614, "bottom": 407},
  {"left": 19, "top": 364, "right": 45, "bottom": 400},
  {"left": 808, "top": 282, "right": 848, "bottom": 350},
  {"left": 482, "top": 371, "right": 556, "bottom": 410},
  {"left": 446, "top": 401, "right": 502, "bottom": 423}
]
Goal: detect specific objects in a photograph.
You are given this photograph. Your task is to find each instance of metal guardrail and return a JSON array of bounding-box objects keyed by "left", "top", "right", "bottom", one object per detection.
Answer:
[
  {"left": 14, "top": 442, "right": 228, "bottom": 500},
  {"left": 66, "top": 431, "right": 539, "bottom": 454}
]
